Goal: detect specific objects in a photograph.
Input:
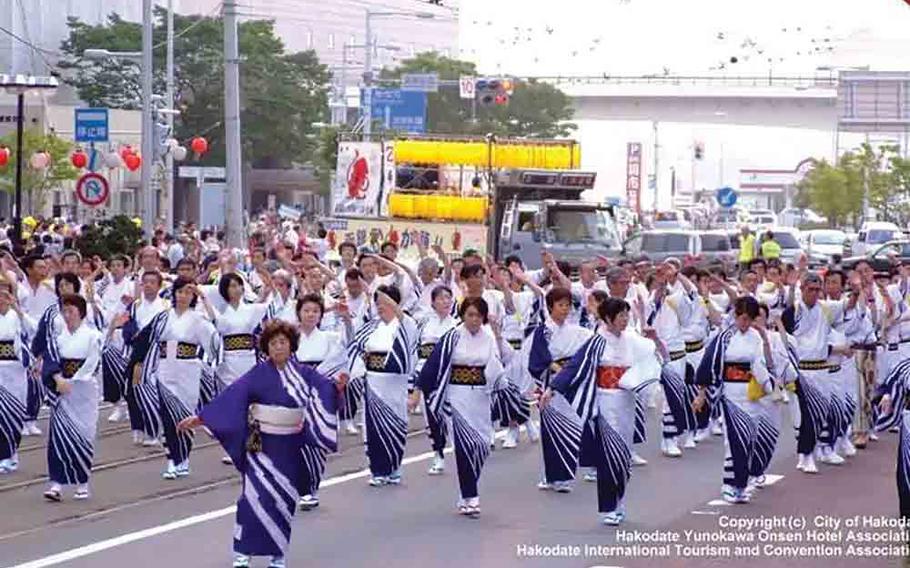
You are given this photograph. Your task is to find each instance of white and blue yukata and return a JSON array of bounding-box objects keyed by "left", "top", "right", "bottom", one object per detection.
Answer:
[
  {"left": 295, "top": 327, "right": 348, "bottom": 502},
  {"left": 550, "top": 329, "right": 661, "bottom": 522},
  {"left": 200, "top": 359, "right": 338, "bottom": 567},
  {"left": 98, "top": 275, "right": 134, "bottom": 405},
  {"left": 121, "top": 296, "right": 170, "bottom": 439},
  {"left": 347, "top": 315, "right": 418, "bottom": 482},
  {"left": 129, "top": 309, "right": 217, "bottom": 475},
  {"left": 418, "top": 325, "right": 506, "bottom": 507},
  {"left": 41, "top": 322, "right": 103, "bottom": 490},
  {"left": 215, "top": 302, "right": 271, "bottom": 389},
  {"left": 0, "top": 308, "right": 35, "bottom": 472},
  {"left": 416, "top": 312, "right": 458, "bottom": 460},
  {"left": 696, "top": 326, "right": 776, "bottom": 501},
  {"left": 782, "top": 299, "right": 845, "bottom": 460},
  {"left": 18, "top": 279, "right": 55, "bottom": 426},
  {"left": 527, "top": 317, "right": 592, "bottom": 487},
  {"left": 645, "top": 286, "right": 697, "bottom": 448},
  {"left": 873, "top": 359, "right": 910, "bottom": 519},
  {"left": 335, "top": 292, "right": 372, "bottom": 426}
]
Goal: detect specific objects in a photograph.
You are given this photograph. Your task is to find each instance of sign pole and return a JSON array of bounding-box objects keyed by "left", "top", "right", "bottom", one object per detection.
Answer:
[{"left": 13, "top": 92, "right": 24, "bottom": 250}]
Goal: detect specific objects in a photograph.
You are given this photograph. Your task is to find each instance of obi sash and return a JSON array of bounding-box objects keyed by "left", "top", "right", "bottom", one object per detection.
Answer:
[
  {"left": 249, "top": 403, "right": 304, "bottom": 435},
  {"left": 798, "top": 359, "right": 829, "bottom": 371},
  {"left": 159, "top": 341, "right": 199, "bottom": 360},
  {"left": 418, "top": 343, "right": 435, "bottom": 360},
  {"left": 450, "top": 365, "right": 485, "bottom": 386},
  {"left": 723, "top": 362, "right": 752, "bottom": 383},
  {"left": 61, "top": 358, "right": 85, "bottom": 379},
  {"left": 507, "top": 339, "right": 523, "bottom": 350},
  {"left": 596, "top": 365, "right": 628, "bottom": 389},
  {"left": 223, "top": 333, "right": 254, "bottom": 352},
  {"left": 365, "top": 352, "right": 389, "bottom": 373},
  {"left": 0, "top": 340, "right": 16, "bottom": 361},
  {"left": 685, "top": 340, "right": 705, "bottom": 353},
  {"left": 669, "top": 350, "right": 686, "bottom": 362}
]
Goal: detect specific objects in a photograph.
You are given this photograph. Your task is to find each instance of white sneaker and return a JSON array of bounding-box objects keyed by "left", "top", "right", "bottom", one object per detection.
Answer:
[
  {"left": 869, "top": 432, "right": 880, "bottom": 441},
  {"left": 73, "top": 485, "right": 90, "bottom": 500},
  {"left": 796, "top": 454, "right": 806, "bottom": 471},
  {"left": 132, "top": 431, "right": 143, "bottom": 445},
  {"left": 551, "top": 481, "right": 573, "bottom": 493},
  {"left": 536, "top": 480, "right": 552, "bottom": 491},
  {"left": 802, "top": 453, "right": 819, "bottom": 474},
  {"left": 298, "top": 494, "right": 319, "bottom": 510},
  {"left": 583, "top": 468, "right": 597, "bottom": 482},
  {"left": 839, "top": 438, "right": 858, "bottom": 457},
  {"left": 344, "top": 421, "right": 359, "bottom": 436},
  {"left": 108, "top": 405, "right": 126, "bottom": 423},
  {"left": 683, "top": 432, "right": 697, "bottom": 449},
  {"left": 601, "top": 511, "right": 623, "bottom": 526},
  {"left": 661, "top": 438, "right": 682, "bottom": 458},
  {"left": 162, "top": 461, "right": 178, "bottom": 480},
  {"left": 221, "top": 455, "right": 234, "bottom": 465},
  {"left": 821, "top": 451, "right": 845, "bottom": 466},
  {"left": 28, "top": 422, "right": 41, "bottom": 435},
  {"left": 176, "top": 461, "right": 191, "bottom": 477},
  {"left": 694, "top": 429, "right": 711, "bottom": 442},
  {"left": 711, "top": 422, "right": 724, "bottom": 436},
  {"left": 428, "top": 455, "right": 445, "bottom": 475},
  {"left": 525, "top": 420, "right": 541, "bottom": 443},
  {"left": 501, "top": 427, "right": 519, "bottom": 449},
  {"left": 630, "top": 452, "right": 648, "bottom": 467},
  {"left": 142, "top": 435, "right": 159, "bottom": 447}
]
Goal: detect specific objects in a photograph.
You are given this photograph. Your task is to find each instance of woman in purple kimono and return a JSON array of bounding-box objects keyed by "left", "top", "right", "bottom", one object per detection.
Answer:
[{"left": 178, "top": 320, "right": 340, "bottom": 568}]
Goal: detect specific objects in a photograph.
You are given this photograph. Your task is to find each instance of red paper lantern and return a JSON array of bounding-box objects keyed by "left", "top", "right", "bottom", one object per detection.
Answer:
[
  {"left": 124, "top": 153, "right": 142, "bottom": 172},
  {"left": 190, "top": 136, "right": 208, "bottom": 155},
  {"left": 71, "top": 150, "right": 88, "bottom": 169},
  {"left": 0, "top": 147, "right": 9, "bottom": 167},
  {"left": 120, "top": 145, "right": 134, "bottom": 160}
]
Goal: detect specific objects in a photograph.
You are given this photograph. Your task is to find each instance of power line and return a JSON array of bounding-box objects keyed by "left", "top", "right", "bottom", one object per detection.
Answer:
[
  {"left": 152, "top": 0, "right": 223, "bottom": 51},
  {"left": 0, "top": 24, "right": 59, "bottom": 60}
]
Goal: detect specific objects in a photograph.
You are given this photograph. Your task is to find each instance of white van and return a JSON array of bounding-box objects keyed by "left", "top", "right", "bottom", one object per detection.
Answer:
[{"left": 852, "top": 221, "right": 903, "bottom": 257}]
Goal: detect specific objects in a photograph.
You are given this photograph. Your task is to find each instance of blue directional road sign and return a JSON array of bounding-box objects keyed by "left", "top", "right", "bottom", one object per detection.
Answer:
[
  {"left": 366, "top": 88, "right": 427, "bottom": 134},
  {"left": 74, "top": 108, "right": 109, "bottom": 143},
  {"left": 716, "top": 186, "right": 738, "bottom": 208}
]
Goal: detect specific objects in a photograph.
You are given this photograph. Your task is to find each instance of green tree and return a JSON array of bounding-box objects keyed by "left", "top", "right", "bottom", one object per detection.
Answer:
[
  {"left": 796, "top": 159, "right": 858, "bottom": 228},
  {"left": 0, "top": 129, "right": 78, "bottom": 213},
  {"left": 58, "top": 11, "right": 329, "bottom": 168},
  {"left": 379, "top": 52, "right": 576, "bottom": 138},
  {"left": 75, "top": 214, "right": 144, "bottom": 258}
]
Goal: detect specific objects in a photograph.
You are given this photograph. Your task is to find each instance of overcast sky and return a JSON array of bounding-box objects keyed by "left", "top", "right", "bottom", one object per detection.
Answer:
[{"left": 459, "top": 0, "right": 910, "bottom": 77}]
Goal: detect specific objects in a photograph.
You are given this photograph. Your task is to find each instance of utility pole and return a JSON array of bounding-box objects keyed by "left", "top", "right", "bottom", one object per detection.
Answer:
[
  {"left": 164, "top": 0, "right": 175, "bottom": 233},
  {"left": 141, "top": 0, "right": 154, "bottom": 240},
  {"left": 651, "top": 121, "right": 659, "bottom": 211},
  {"left": 362, "top": 12, "right": 373, "bottom": 140},
  {"left": 223, "top": 0, "right": 244, "bottom": 248}
]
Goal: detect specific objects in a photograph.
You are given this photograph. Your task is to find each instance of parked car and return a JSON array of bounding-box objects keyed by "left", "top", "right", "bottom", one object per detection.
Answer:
[
  {"left": 778, "top": 207, "right": 827, "bottom": 228},
  {"left": 802, "top": 229, "right": 848, "bottom": 264},
  {"left": 749, "top": 210, "right": 778, "bottom": 227},
  {"left": 841, "top": 240, "right": 910, "bottom": 272},
  {"left": 697, "top": 230, "right": 737, "bottom": 274},
  {"left": 652, "top": 210, "right": 691, "bottom": 229},
  {"left": 711, "top": 208, "right": 749, "bottom": 230},
  {"left": 851, "top": 221, "right": 903, "bottom": 257},
  {"left": 623, "top": 230, "right": 700, "bottom": 264}
]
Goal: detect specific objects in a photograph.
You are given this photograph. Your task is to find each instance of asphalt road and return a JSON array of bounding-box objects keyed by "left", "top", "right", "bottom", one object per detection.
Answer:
[{"left": 1, "top": 401, "right": 907, "bottom": 568}]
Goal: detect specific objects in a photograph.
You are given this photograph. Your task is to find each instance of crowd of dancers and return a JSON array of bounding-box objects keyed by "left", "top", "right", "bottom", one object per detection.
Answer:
[{"left": 0, "top": 236, "right": 908, "bottom": 568}]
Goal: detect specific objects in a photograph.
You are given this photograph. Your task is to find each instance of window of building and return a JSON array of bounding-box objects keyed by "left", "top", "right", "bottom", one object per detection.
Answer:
[
  {"left": 328, "top": 33, "right": 335, "bottom": 49},
  {"left": 306, "top": 31, "right": 313, "bottom": 49}
]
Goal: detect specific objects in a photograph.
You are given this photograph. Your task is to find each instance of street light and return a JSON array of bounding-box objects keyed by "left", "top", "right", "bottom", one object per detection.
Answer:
[
  {"left": 0, "top": 74, "right": 58, "bottom": 250},
  {"left": 362, "top": 10, "right": 436, "bottom": 139}
]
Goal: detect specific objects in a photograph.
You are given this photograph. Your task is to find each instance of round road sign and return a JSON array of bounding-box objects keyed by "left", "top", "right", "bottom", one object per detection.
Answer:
[
  {"left": 715, "top": 186, "right": 738, "bottom": 208},
  {"left": 75, "top": 172, "right": 110, "bottom": 206}
]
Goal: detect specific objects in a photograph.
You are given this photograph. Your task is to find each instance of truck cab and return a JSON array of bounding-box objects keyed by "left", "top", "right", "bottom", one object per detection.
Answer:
[{"left": 495, "top": 169, "right": 622, "bottom": 270}]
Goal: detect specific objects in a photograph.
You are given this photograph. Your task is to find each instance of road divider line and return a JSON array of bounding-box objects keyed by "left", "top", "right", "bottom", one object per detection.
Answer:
[{"left": 6, "top": 431, "right": 504, "bottom": 568}]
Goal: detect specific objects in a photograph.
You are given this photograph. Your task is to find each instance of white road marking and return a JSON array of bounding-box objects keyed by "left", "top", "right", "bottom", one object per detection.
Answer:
[
  {"left": 706, "top": 499, "right": 732, "bottom": 506},
  {"left": 690, "top": 510, "right": 721, "bottom": 515},
  {"left": 7, "top": 433, "right": 504, "bottom": 568}
]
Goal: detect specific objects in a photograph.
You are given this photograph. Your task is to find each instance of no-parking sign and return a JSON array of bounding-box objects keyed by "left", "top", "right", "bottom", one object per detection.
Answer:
[{"left": 75, "top": 172, "right": 110, "bottom": 206}]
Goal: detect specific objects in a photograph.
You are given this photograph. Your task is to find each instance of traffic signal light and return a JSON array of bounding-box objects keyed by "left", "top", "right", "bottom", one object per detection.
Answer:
[
  {"left": 694, "top": 141, "right": 704, "bottom": 160},
  {"left": 476, "top": 78, "right": 515, "bottom": 107}
]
